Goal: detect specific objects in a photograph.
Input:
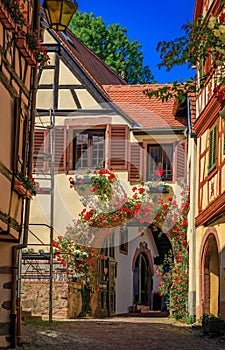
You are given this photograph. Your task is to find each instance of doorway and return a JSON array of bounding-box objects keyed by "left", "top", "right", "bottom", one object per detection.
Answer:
[
  {"left": 202, "top": 234, "right": 219, "bottom": 316},
  {"left": 133, "top": 252, "right": 151, "bottom": 306}
]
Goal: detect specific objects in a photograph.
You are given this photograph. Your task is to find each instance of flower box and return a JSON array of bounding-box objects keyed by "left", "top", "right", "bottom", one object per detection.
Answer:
[
  {"left": 147, "top": 186, "right": 169, "bottom": 193},
  {"left": 16, "top": 34, "right": 37, "bottom": 67},
  {"left": 14, "top": 180, "right": 33, "bottom": 199},
  {"left": 72, "top": 178, "right": 93, "bottom": 185},
  {"left": 0, "top": 2, "right": 15, "bottom": 31},
  {"left": 71, "top": 178, "right": 94, "bottom": 196}
]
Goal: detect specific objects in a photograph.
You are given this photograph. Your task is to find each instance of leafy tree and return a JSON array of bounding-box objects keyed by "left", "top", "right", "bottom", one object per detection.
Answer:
[
  {"left": 69, "top": 11, "right": 155, "bottom": 84},
  {"left": 145, "top": 0, "right": 225, "bottom": 106}
]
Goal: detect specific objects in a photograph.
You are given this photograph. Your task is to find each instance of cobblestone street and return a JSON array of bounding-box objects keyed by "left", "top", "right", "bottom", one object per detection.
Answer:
[{"left": 20, "top": 317, "right": 225, "bottom": 350}]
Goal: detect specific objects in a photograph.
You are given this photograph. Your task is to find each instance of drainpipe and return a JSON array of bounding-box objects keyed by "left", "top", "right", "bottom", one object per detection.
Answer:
[
  {"left": 187, "top": 96, "right": 197, "bottom": 318},
  {"left": 10, "top": 2, "right": 40, "bottom": 348}
]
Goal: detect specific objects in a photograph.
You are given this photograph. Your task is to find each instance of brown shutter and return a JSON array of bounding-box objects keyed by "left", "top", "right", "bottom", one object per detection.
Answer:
[
  {"left": 108, "top": 125, "right": 128, "bottom": 170},
  {"left": 128, "top": 142, "right": 143, "bottom": 182},
  {"left": 54, "top": 127, "right": 66, "bottom": 171},
  {"left": 174, "top": 140, "right": 186, "bottom": 181},
  {"left": 33, "top": 130, "right": 47, "bottom": 172}
]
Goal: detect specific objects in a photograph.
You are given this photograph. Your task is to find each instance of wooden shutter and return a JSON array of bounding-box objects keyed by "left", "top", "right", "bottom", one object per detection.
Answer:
[
  {"left": 54, "top": 128, "right": 66, "bottom": 171},
  {"left": 208, "top": 124, "right": 217, "bottom": 173},
  {"left": 174, "top": 140, "right": 186, "bottom": 181},
  {"left": 108, "top": 125, "right": 128, "bottom": 170},
  {"left": 33, "top": 130, "right": 47, "bottom": 172},
  {"left": 128, "top": 142, "right": 143, "bottom": 182}
]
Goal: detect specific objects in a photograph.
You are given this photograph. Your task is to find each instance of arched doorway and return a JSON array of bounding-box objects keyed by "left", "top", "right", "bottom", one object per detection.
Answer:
[
  {"left": 201, "top": 233, "right": 220, "bottom": 316},
  {"left": 132, "top": 242, "right": 153, "bottom": 307},
  {"left": 134, "top": 252, "right": 149, "bottom": 305}
]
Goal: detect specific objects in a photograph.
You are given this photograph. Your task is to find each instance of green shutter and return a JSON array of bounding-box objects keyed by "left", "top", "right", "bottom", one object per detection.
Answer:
[{"left": 208, "top": 124, "right": 217, "bottom": 172}]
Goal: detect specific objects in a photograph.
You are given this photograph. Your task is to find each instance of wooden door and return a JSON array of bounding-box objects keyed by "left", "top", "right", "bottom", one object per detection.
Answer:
[{"left": 98, "top": 256, "right": 117, "bottom": 316}]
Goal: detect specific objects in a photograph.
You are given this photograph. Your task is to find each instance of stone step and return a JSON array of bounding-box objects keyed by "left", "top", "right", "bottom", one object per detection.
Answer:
[
  {"left": 136, "top": 305, "right": 151, "bottom": 312},
  {"left": 22, "top": 310, "right": 42, "bottom": 321}
]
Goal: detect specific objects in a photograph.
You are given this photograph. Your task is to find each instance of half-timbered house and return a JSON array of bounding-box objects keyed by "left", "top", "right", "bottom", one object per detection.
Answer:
[
  {"left": 23, "top": 27, "right": 188, "bottom": 317},
  {"left": 193, "top": 0, "right": 225, "bottom": 320},
  {"left": 0, "top": 1, "right": 40, "bottom": 348}
]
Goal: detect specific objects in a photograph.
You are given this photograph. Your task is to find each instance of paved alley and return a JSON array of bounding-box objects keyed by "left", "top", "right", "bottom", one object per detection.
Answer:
[{"left": 20, "top": 317, "right": 225, "bottom": 350}]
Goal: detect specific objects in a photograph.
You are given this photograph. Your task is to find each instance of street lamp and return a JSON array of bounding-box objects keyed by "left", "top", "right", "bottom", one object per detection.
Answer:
[{"left": 43, "top": 0, "right": 78, "bottom": 31}]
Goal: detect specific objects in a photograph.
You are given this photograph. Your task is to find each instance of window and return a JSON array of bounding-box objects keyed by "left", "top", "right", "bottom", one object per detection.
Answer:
[
  {"left": 208, "top": 124, "right": 217, "bottom": 173},
  {"left": 73, "top": 129, "right": 105, "bottom": 169},
  {"left": 147, "top": 144, "right": 173, "bottom": 181},
  {"left": 119, "top": 226, "right": 128, "bottom": 254},
  {"left": 101, "top": 233, "right": 115, "bottom": 258}
]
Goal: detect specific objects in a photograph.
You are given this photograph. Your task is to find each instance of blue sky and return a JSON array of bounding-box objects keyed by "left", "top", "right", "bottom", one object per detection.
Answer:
[{"left": 76, "top": 0, "right": 196, "bottom": 83}]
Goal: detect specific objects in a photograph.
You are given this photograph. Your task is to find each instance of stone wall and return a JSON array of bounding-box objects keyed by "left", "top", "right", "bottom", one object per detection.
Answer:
[{"left": 21, "top": 281, "right": 68, "bottom": 318}]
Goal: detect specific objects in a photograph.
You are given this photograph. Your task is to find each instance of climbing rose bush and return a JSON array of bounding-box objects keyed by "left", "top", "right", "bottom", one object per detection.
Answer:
[
  {"left": 155, "top": 187, "right": 190, "bottom": 322},
  {"left": 55, "top": 170, "right": 190, "bottom": 320}
]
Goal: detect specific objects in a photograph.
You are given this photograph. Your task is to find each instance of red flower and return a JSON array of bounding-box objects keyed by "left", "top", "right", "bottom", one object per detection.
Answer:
[
  {"left": 132, "top": 186, "right": 137, "bottom": 192},
  {"left": 182, "top": 219, "right": 188, "bottom": 226},
  {"left": 155, "top": 169, "right": 163, "bottom": 177},
  {"left": 138, "top": 187, "right": 145, "bottom": 194}
]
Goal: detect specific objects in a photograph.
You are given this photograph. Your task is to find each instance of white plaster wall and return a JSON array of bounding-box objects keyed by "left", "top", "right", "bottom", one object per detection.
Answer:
[{"left": 115, "top": 228, "right": 158, "bottom": 315}]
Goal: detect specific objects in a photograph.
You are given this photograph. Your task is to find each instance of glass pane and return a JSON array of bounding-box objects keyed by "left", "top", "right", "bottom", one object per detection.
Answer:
[
  {"left": 74, "top": 133, "right": 88, "bottom": 169},
  {"left": 161, "top": 145, "right": 172, "bottom": 181},
  {"left": 147, "top": 144, "right": 172, "bottom": 181},
  {"left": 91, "top": 132, "right": 105, "bottom": 168}
]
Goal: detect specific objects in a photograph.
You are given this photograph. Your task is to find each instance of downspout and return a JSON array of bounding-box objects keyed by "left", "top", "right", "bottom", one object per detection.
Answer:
[
  {"left": 187, "top": 96, "right": 197, "bottom": 318},
  {"left": 11, "top": 2, "right": 40, "bottom": 348}
]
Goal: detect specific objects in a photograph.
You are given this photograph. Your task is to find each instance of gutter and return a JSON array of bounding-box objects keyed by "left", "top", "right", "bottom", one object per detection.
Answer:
[
  {"left": 132, "top": 126, "right": 186, "bottom": 134},
  {"left": 187, "top": 97, "right": 197, "bottom": 138}
]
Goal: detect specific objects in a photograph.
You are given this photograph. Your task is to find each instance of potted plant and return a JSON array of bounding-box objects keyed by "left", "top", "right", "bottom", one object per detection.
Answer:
[
  {"left": 14, "top": 175, "right": 39, "bottom": 199},
  {"left": 16, "top": 30, "right": 50, "bottom": 66},
  {"left": 69, "top": 168, "right": 116, "bottom": 201},
  {"left": 202, "top": 314, "right": 225, "bottom": 336},
  {"left": 0, "top": 0, "right": 16, "bottom": 30},
  {"left": 69, "top": 171, "right": 93, "bottom": 196},
  {"left": 1, "top": 0, "right": 50, "bottom": 66}
]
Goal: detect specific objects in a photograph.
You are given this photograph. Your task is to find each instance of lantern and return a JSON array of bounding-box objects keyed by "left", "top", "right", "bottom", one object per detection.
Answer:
[{"left": 43, "top": 0, "right": 78, "bottom": 31}]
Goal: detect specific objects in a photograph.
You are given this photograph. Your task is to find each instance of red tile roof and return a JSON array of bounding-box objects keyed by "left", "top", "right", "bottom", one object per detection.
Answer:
[{"left": 103, "top": 84, "right": 188, "bottom": 129}]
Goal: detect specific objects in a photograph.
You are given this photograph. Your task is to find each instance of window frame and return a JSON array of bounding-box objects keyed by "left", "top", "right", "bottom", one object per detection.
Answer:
[
  {"left": 146, "top": 143, "right": 173, "bottom": 182},
  {"left": 73, "top": 128, "right": 106, "bottom": 170},
  {"left": 208, "top": 123, "right": 218, "bottom": 173},
  {"left": 119, "top": 226, "right": 128, "bottom": 255}
]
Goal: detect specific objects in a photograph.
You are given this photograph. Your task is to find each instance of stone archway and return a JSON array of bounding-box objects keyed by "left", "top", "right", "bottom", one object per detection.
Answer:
[
  {"left": 201, "top": 231, "right": 220, "bottom": 317},
  {"left": 132, "top": 242, "right": 153, "bottom": 307}
]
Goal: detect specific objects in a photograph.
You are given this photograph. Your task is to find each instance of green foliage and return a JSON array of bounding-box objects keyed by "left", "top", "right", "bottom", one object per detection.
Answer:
[
  {"left": 53, "top": 238, "right": 96, "bottom": 285},
  {"left": 20, "top": 175, "right": 39, "bottom": 195},
  {"left": 146, "top": 4, "right": 225, "bottom": 103},
  {"left": 79, "top": 284, "right": 92, "bottom": 317},
  {"left": 156, "top": 187, "right": 190, "bottom": 322},
  {"left": 3, "top": 0, "right": 27, "bottom": 27},
  {"left": 69, "top": 11, "right": 155, "bottom": 84}
]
